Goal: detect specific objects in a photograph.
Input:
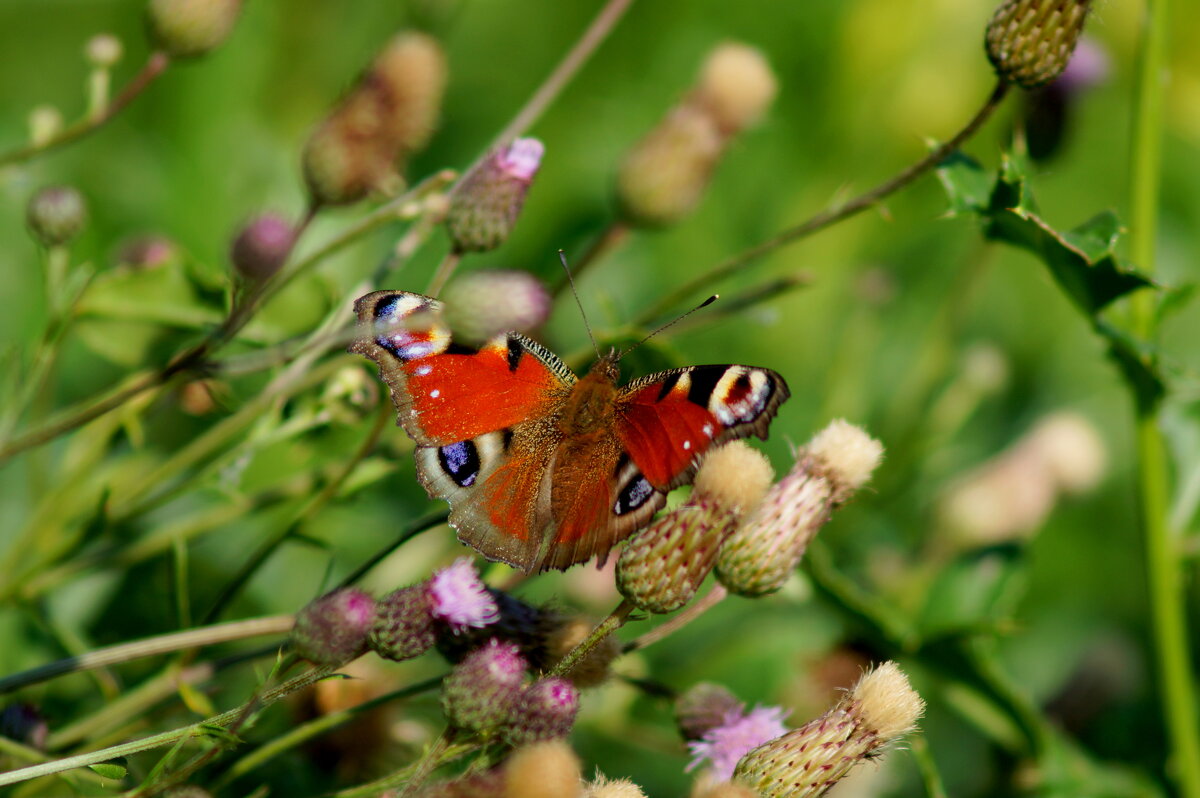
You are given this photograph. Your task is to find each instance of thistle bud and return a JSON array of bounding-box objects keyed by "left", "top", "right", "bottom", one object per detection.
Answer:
[
  {"left": 147, "top": 0, "right": 244, "bottom": 58},
  {"left": 446, "top": 138, "right": 544, "bottom": 252},
  {"left": 676, "top": 682, "right": 746, "bottom": 741},
  {"left": 230, "top": 213, "right": 295, "bottom": 283},
  {"left": 441, "top": 639, "right": 528, "bottom": 734},
  {"left": 506, "top": 677, "right": 579, "bottom": 746},
  {"left": 716, "top": 420, "right": 883, "bottom": 597},
  {"left": 303, "top": 32, "right": 447, "bottom": 206},
  {"left": 616, "top": 104, "right": 722, "bottom": 228},
  {"left": 419, "top": 772, "right": 505, "bottom": 798},
  {"left": 733, "top": 662, "right": 924, "bottom": 797},
  {"left": 539, "top": 614, "right": 622, "bottom": 689},
  {"left": 505, "top": 740, "right": 584, "bottom": 798},
  {"left": 26, "top": 186, "right": 87, "bottom": 247},
  {"left": 618, "top": 442, "right": 773, "bottom": 613},
  {"left": 440, "top": 270, "right": 552, "bottom": 345},
  {"left": 86, "top": 34, "right": 123, "bottom": 68},
  {"left": 370, "top": 585, "right": 436, "bottom": 661},
  {"left": 585, "top": 775, "right": 646, "bottom": 798},
  {"left": 985, "top": 0, "right": 1092, "bottom": 89},
  {"left": 691, "top": 782, "right": 758, "bottom": 798},
  {"left": 688, "top": 704, "right": 789, "bottom": 783},
  {"left": 692, "top": 43, "right": 778, "bottom": 135},
  {"left": 290, "top": 588, "right": 376, "bottom": 666},
  {"left": 428, "top": 557, "right": 501, "bottom": 632},
  {"left": 165, "top": 787, "right": 212, "bottom": 798}
]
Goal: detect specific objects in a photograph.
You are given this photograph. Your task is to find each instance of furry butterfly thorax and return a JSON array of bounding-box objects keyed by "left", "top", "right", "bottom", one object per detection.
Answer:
[{"left": 351, "top": 289, "right": 790, "bottom": 573}]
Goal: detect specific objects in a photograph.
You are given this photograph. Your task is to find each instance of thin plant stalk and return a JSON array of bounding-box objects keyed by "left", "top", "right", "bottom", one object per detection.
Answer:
[
  {"left": 550, "top": 599, "right": 634, "bottom": 678},
  {"left": 0, "top": 52, "right": 170, "bottom": 167},
  {"left": 1128, "top": 2, "right": 1200, "bottom": 793},
  {"left": 639, "top": 81, "right": 1010, "bottom": 324}
]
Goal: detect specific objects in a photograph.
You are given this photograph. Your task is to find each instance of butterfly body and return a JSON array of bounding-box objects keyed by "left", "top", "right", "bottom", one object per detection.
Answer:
[{"left": 352, "top": 290, "right": 789, "bottom": 573}]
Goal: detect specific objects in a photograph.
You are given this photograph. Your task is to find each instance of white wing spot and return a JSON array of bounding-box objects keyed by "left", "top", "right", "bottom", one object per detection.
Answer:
[
  {"left": 430, "top": 389, "right": 441, "bottom": 398},
  {"left": 683, "top": 440, "right": 691, "bottom": 450},
  {"left": 703, "top": 423, "right": 715, "bottom": 438},
  {"left": 415, "top": 364, "right": 433, "bottom": 376}
]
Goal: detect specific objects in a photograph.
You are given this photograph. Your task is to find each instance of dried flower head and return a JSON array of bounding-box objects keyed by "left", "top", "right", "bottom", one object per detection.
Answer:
[
  {"left": 441, "top": 639, "right": 528, "bottom": 734},
  {"left": 429, "top": 558, "right": 501, "bottom": 632},
  {"left": 717, "top": 420, "right": 882, "bottom": 597},
  {"left": 303, "top": 32, "right": 447, "bottom": 206},
  {"left": 441, "top": 270, "right": 552, "bottom": 345},
  {"left": 506, "top": 677, "right": 580, "bottom": 746},
  {"left": 369, "top": 585, "right": 436, "bottom": 661},
  {"left": 693, "top": 43, "right": 778, "bottom": 134},
  {"left": 290, "top": 588, "right": 376, "bottom": 666},
  {"left": 26, "top": 186, "right": 87, "bottom": 247},
  {"left": 230, "top": 213, "right": 295, "bottom": 283},
  {"left": 617, "top": 104, "right": 722, "bottom": 228},
  {"left": 733, "top": 662, "right": 924, "bottom": 797},
  {"left": 504, "top": 740, "right": 584, "bottom": 798},
  {"left": 446, "top": 138, "right": 545, "bottom": 252},
  {"left": 147, "top": 0, "right": 244, "bottom": 58},
  {"left": 584, "top": 774, "right": 646, "bottom": 798},
  {"left": 986, "top": 0, "right": 1092, "bottom": 89},
  {"left": 618, "top": 442, "right": 773, "bottom": 613},
  {"left": 688, "top": 704, "right": 790, "bottom": 783}
]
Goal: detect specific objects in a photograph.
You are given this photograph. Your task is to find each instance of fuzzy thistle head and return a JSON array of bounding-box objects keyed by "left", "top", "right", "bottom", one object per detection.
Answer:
[
  {"left": 86, "top": 34, "right": 123, "bottom": 68},
  {"left": 428, "top": 557, "right": 501, "bottom": 632},
  {"left": 146, "top": 0, "right": 244, "bottom": 58},
  {"left": 986, "top": 0, "right": 1092, "bottom": 89},
  {"left": 616, "top": 104, "right": 722, "bottom": 228},
  {"left": 290, "top": 588, "right": 376, "bottom": 666},
  {"left": 369, "top": 585, "right": 436, "bottom": 661},
  {"left": 441, "top": 270, "right": 552, "bottom": 345},
  {"left": 506, "top": 677, "right": 580, "bottom": 746},
  {"left": 618, "top": 442, "right": 773, "bottom": 614},
  {"left": 302, "top": 31, "right": 446, "bottom": 206},
  {"left": 716, "top": 420, "right": 883, "bottom": 597},
  {"left": 693, "top": 42, "right": 778, "bottom": 135},
  {"left": 687, "top": 704, "right": 790, "bottom": 783},
  {"left": 504, "top": 740, "right": 583, "bottom": 798},
  {"left": 732, "top": 661, "right": 924, "bottom": 797},
  {"left": 441, "top": 639, "right": 529, "bottom": 734},
  {"left": 27, "top": 186, "right": 87, "bottom": 247},
  {"left": 446, "top": 138, "right": 545, "bottom": 252},
  {"left": 676, "top": 682, "right": 746, "bottom": 741}
]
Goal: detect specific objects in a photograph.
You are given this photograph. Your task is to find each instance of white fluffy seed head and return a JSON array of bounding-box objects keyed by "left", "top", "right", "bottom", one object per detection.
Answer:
[
  {"left": 584, "top": 774, "right": 648, "bottom": 798},
  {"left": 806, "top": 419, "right": 884, "bottom": 491},
  {"left": 850, "top": 661, "right": 924, "bottom": 740},
  {"left": 696, "top": 42, "right": 778, "bottom": 133},
  {"left": 693, "top": 441, "right": 775, "bottom": 515}
]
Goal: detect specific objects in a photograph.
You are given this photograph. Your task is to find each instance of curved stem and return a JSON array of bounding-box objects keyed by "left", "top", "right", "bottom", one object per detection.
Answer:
[
  {"left": 0, "top": 615, "right": 293, "bottom": 695},
  {"left": 625, "top": 584, "right": 726, "bottom": 653},
  {"left": 550, "top": 599, "right": 634, "bottom": 678},
  {"left": 426, "top": 249, "right": 462, "bottom": 297},
  {"left": 640, "top": 80, "right": 1010, "bottom": 323},
  {"left": 0, "top": 52, "right": 171, "bottom": 167}
]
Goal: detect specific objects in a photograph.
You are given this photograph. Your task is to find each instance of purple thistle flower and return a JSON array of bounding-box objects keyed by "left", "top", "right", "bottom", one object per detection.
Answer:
[
  {"left": 428, "top": 558, "right": 500, "bottom": 632},
  {"left": 687, "top": 704, "right": 789, "bottom": 782},
  {"left": 497, "top": 137, "right": 544, "bottom": 182}
]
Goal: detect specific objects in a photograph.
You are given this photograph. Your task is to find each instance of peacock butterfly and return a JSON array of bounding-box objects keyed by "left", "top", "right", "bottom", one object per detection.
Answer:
[{"left": 351, "top": 290, "right": 790, "bottom": 573}]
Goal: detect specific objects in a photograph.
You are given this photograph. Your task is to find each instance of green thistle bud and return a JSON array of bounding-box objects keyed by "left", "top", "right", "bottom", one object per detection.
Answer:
[
  {"left": 26, "top": 186, "right": 87, "bottom": 247},
  {"left": 733, "top": 662, "right": 924, "bottom": 798},
  {"left": 302, "top": 32, "right": 446, "bottom": 206},
  {"left": 369, "top": 585, "right": 436, "bottom": 661},
  {"left": 617, "top": 442, "right": 773, "bottom": 614},
  {"left": 441, "top": 640, "right": 528, "bottom": 734},
  {"left": 440, "top": 269, "right": 552, "bottom": 346},
  {"left": 675, "top": 682, "right": 745, "bottom": 741},
  {"left": 146, "top": 0, "right": 244, "bottom": 58},
  {"left": 445, "top": 138, "right": 544, "bottom": 253},
  {"left": 505, "top": 677, "right": 579, "bottom": 746},
  {"left": 290, "top": 588, "right": 376, "bottom": 666},
  {"left": 716, "top": 420, "right": 882, "bottom": 597},
  {"left": 986, "top": 0, "right": 1092, "bottom": 89}
]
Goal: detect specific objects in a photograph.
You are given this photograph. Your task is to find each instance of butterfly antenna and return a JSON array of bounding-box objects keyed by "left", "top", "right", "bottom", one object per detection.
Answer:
[
  {"left": 617, "top": 294, "right": 719, "bottom": 362},
  {"left": 559, "top": 249, "right": 602, "bottom": 360}
]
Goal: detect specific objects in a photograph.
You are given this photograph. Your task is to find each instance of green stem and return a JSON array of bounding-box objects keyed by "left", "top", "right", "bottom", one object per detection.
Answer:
[
  {"left": 910, "top": 733, "right": 948, "bottom": 798},
  {"left": 214, "top": 676, "right": 443, "bottom": 789},
  {"left": 0, "top": 52, "right": 170, "bottom": 167},
  {"left": 1128, "top": 1, "right": 1200, "bottom": 795},
  {"left": 0, "top": 665, "right": 335, "bottom": 788},
  {"left": 549, "top": 599, "right": 634, "bottom": 678},
  {"left": 639, "top": 80, "right": 1010, "bottom": 324},
  {"left": 0, "top": 615, "right": 292, "bottom": 695}
]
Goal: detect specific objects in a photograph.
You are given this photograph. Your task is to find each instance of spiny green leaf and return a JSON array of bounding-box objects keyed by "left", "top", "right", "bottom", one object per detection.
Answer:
[
  {"left": 935, "top": 151, "right": 994, "bottom": 216},
  {"left": 1097, "top": 321, "right": 1165, "bottom": 411}
]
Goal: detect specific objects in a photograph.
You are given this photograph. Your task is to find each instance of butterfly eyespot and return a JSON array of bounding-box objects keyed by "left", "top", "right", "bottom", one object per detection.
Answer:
[
  {"left": 438, "top": 440, "right": 481, "bottom": 487},
  {"left": 710, "top": 368, "right": 773, "bottom": 425},
  {"left": 614, "top": 473, "right": 654, "bottom": 515}
]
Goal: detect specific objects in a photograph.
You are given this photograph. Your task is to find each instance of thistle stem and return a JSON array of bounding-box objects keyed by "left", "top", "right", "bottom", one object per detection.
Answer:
[
  {"left": 0, "top": 52, "right": 170, "bottom": 167},
  {"left": 550, "top": 599, "right": 634, "bottom": 678},
  {"left": 427, "top": 249, "right": 462, "bottom": 297},
  {"left": 640, "top": 80, "right": 1010, "bottom": 323},
  {"left": 626, "top": 584, "right": 727, "bottom": 652},
  {"left": 0, "top": 616, "right": 293, "bottom": 695}
]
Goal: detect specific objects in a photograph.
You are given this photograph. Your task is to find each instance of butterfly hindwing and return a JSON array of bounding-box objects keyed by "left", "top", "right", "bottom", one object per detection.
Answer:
[{"left": 616, "top": 364, "right": 790, "bottom": 490}]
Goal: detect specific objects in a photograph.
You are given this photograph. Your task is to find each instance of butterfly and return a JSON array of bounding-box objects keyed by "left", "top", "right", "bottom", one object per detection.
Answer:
[{"left": 351, "top": 290, "right": 790, "bottom": 573}]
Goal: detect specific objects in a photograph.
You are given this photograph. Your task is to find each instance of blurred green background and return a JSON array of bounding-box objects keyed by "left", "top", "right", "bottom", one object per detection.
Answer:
[{"left": 1, "top": 0, "right": 1199, "bottom": 795}]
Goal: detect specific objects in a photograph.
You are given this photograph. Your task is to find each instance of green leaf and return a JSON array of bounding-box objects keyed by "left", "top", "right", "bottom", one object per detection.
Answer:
[
  {"left": 1097, "top": 321, "right": 1165, "bottom": 411},
  {"left": 918, "top": 544, "right": 1027, "bottom": 639},
  {"left": 1155, "top": 282, "right": 1197, "bottom": 329},
  {"left": 935, "top": 151, "right": 994, "bottom": 216},
  {"left": 88, "top": 763, "right": 127, "bottom": 780}
]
